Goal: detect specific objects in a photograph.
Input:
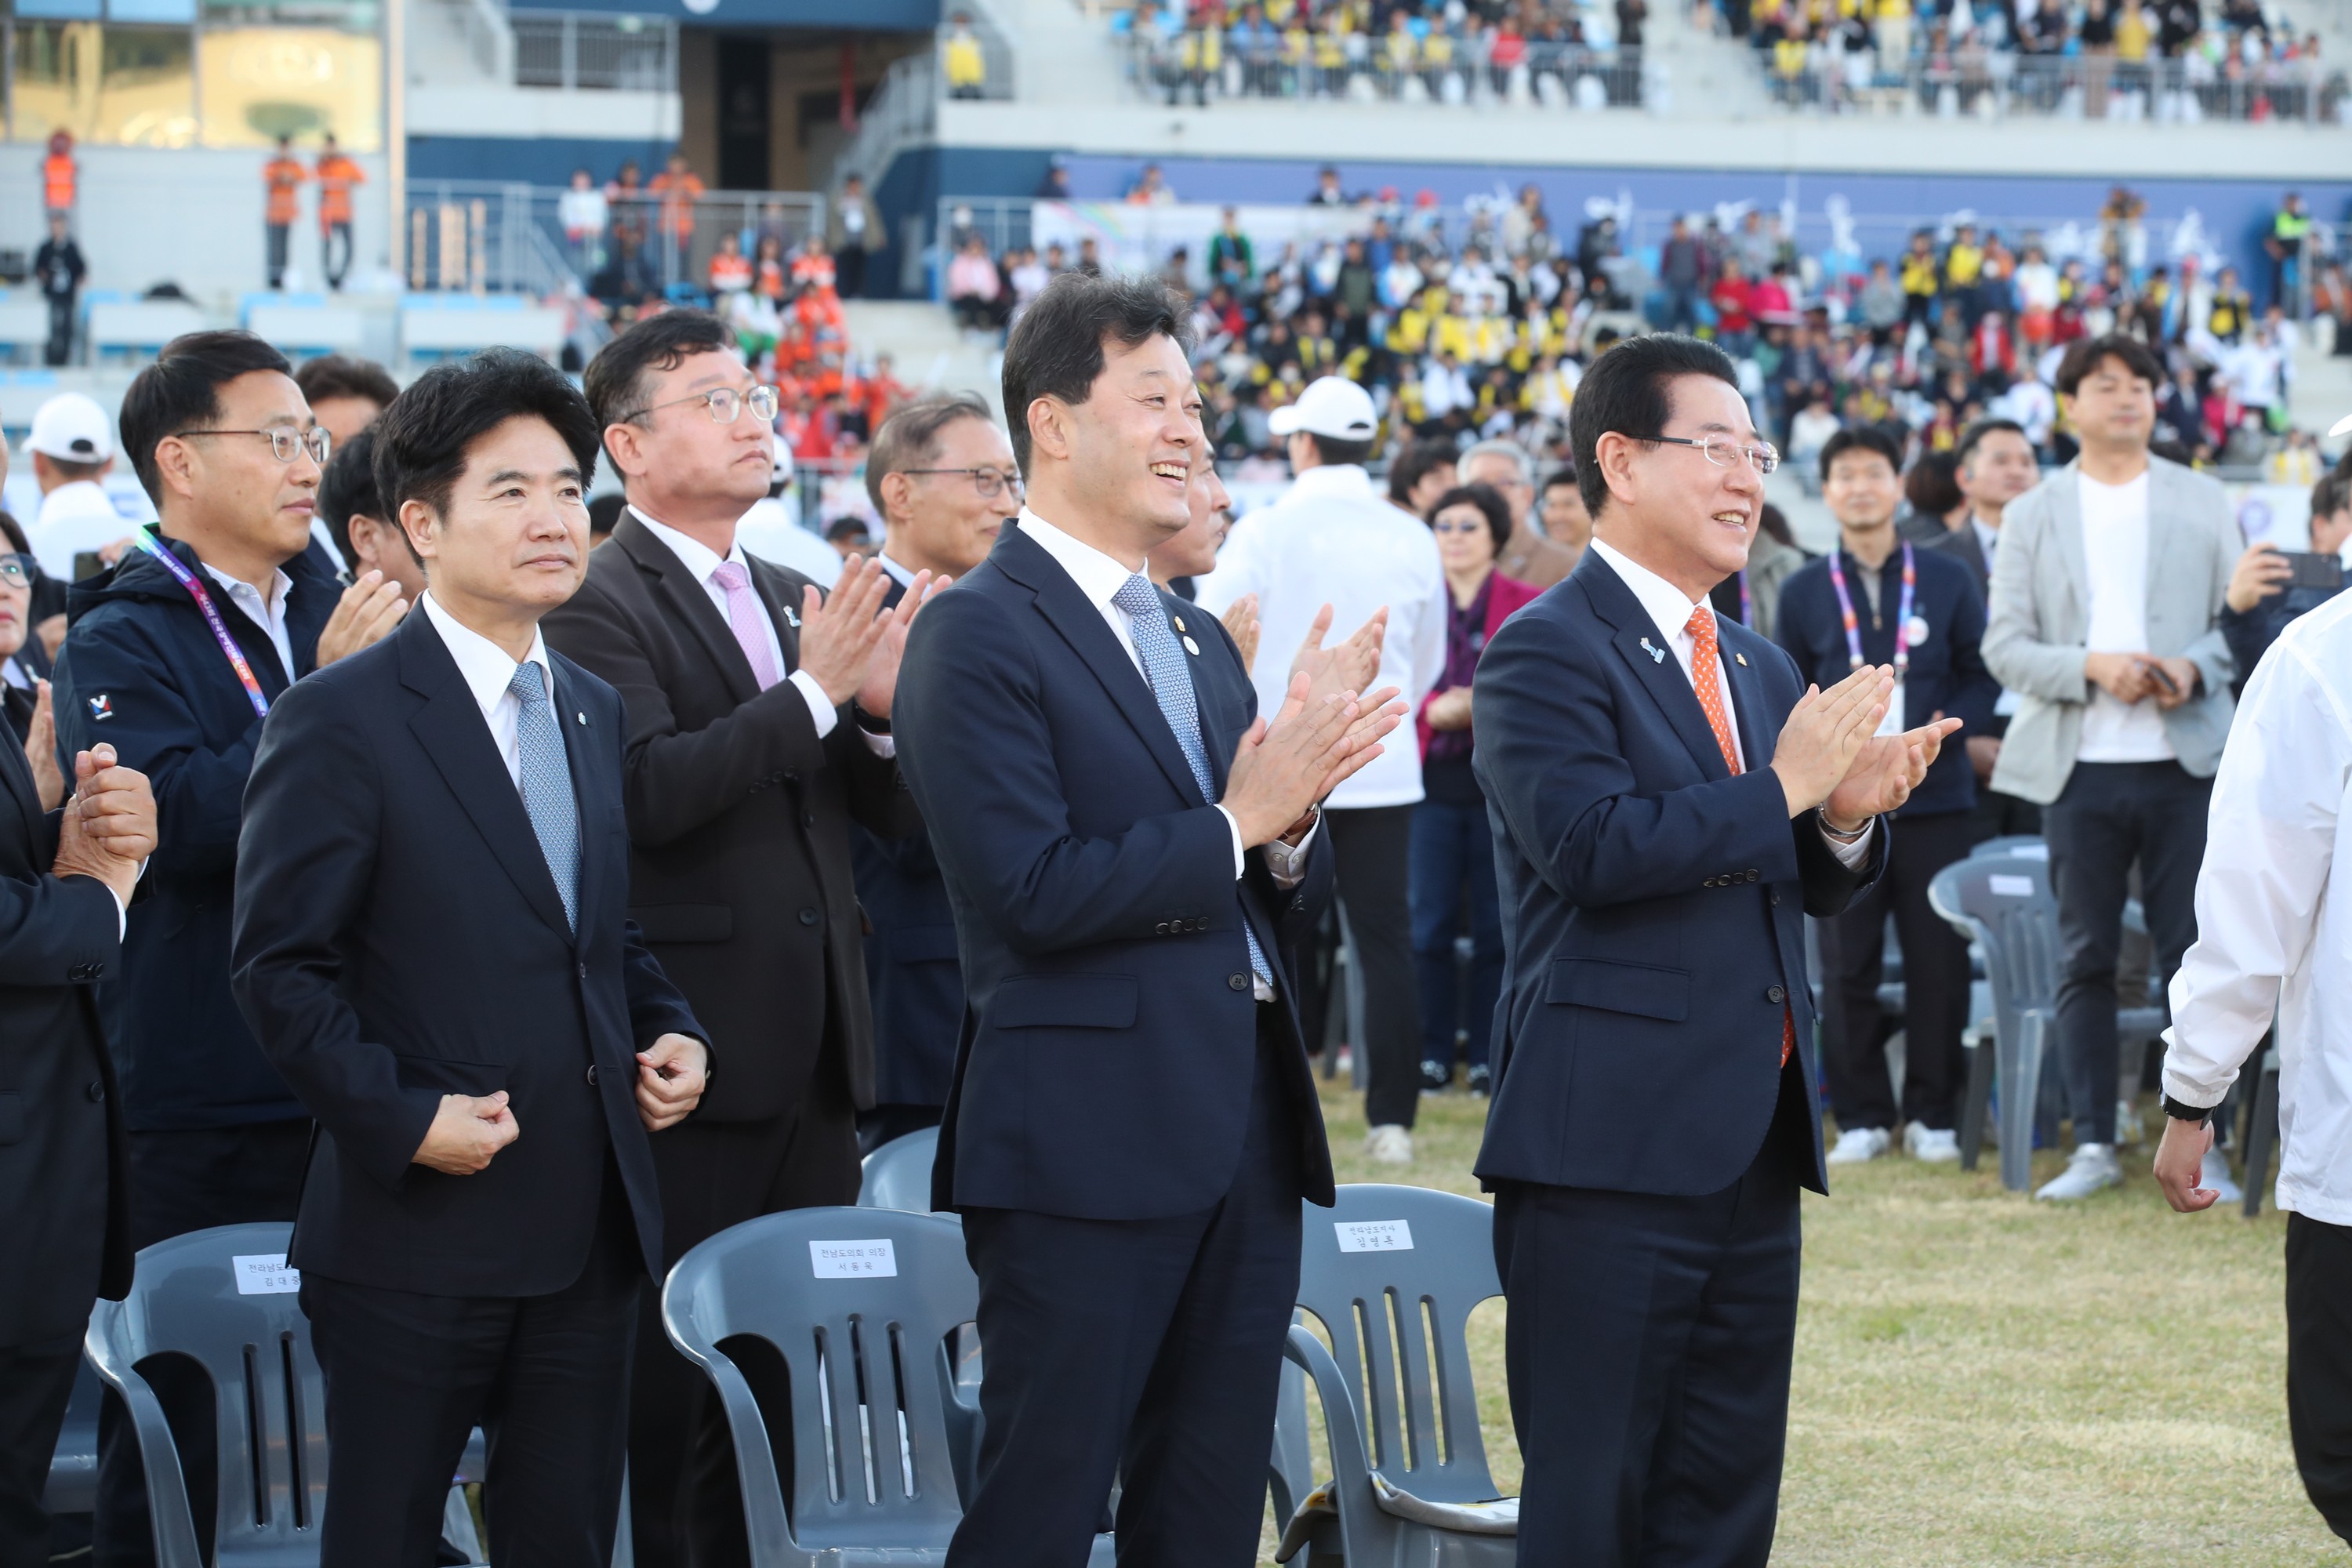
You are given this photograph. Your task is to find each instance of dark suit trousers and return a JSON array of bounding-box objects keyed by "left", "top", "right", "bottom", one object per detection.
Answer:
[
  {"left": 1815, "top": 809, "right": 1976, "bottom": 1133},
  {"left": 1494, "top": 1056, "right": 1812, "bottom": 1568},
  {"left": 300, "top": 1175, "right": 640, "bottom": 1568},
  {"left": 629, "top": 1053, "right": 860, "bottom": 1568},
  {"left": 0, "top": 1331, "right": 82, "bottom": 1568},
  {"left": 2042, "top": 760, "right": 2209, "bottom": 1145},
  {"left": 1300, "top": 805, "right": 1422, "bottom": 1130},
  {"left": 2288, "top": 1214, "right": 2352, "bottom": 1543},
  {"left": 947, "top": 1007, "right": 1305, "bottom": 1568},
  {"left": 95, "top": 1120, "right": 310, "bottom": 1568}
]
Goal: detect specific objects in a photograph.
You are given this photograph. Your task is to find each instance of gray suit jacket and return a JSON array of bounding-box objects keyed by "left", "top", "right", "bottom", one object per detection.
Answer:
[{"left": 1980, "top": 456, "right": 2240, "bottom": 805}]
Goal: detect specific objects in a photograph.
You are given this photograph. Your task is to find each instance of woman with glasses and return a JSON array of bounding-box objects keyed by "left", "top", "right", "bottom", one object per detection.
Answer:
[
  {"left": 1411, "top": 481, "right": 1541, "bottom": 1095},
  {"left": 0, "top": 545, "right": 60, "bottom": 807}
]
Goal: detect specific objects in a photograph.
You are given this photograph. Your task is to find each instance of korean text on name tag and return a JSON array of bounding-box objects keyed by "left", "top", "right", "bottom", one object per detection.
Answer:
[
  {"left": 1335, "top": 1220, "right": 1414, "bottom": 1254},
  {"left": 810, "top": 1239, "right": 898, "bottom": 1279},
  {"left": 233, "top": 1254, "right": 300, "bottom": 1295}
]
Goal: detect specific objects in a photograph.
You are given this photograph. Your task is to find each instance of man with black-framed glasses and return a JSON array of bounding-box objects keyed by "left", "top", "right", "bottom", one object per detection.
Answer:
[
  {"left": 47, "top": 329, "right": 410, "bottom": 1568},
  {"left": 546, "top": 310, "right": 932, "bottom": 1568}
]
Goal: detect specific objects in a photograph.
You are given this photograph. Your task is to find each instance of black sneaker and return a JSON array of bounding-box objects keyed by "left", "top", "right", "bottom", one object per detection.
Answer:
[
  {"left": 1420, "top": 1060, "right": 1452, "bottom": 1092},
  {"left": 1467, "top": 1063, "right": 1491, "bottom": 1097}
]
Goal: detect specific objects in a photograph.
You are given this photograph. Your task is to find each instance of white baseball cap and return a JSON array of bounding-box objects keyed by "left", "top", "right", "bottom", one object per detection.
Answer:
[
  {"left": 1269, "top": 376, "right": 1378, "bottom": 443},
  {"left": 28, "top": 392, "right": 114, "bottom": 464},
  {"left": 2330, "top": 412, "right": 2352, "bottom": 441}
]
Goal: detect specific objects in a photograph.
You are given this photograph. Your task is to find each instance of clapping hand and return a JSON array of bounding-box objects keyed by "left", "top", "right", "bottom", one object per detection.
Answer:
[
  {"left": 1289, "top": 603, "right": 1388, "bottom": 710},
  {"left": 51, "top": 743, "right": 154, "bottom": 908},
  {"left": 1222, "top": 670, "right": 1406, "bottom": 847},
  {"left": 1219, "top": 593, "right": 1261, "bottom": 675},
  {"left": 856, "top": 570, "right": 945, "bottom": 722},
  {"left": 797, "top": 555, "right": 894, "bottom": 707},
  {"left": 25, "top": 679, "right": 62, "bottom": 811},
  {"left": 1768, "top": 666, "right": 1893, "bottom": 818},
  {"left": 1822, "top": 715, "right": 1962, "bottom": 826},
  {"left": 315, "top": 569, "right": 408, "bottom": 667}
]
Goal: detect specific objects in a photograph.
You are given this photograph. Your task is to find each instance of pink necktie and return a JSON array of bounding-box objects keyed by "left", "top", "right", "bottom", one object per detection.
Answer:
[{"left": 710, "top": 561, "right": 782, "bottom": 691}]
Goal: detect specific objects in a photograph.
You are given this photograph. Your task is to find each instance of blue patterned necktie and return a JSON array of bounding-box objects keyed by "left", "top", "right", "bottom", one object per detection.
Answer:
[
  {"left": 508, "top": 661, "right": 580, "bottom": 931},
  {"left": 1109, "top": 574, "right": 1272, "bottom": 989}
]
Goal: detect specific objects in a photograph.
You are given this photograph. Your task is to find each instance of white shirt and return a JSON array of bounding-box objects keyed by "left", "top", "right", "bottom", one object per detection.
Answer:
[
  {"left": 1015, "top": 509, "right": 1313, "bottom": 1002},
  {"left": 1587, "top": 537, "right": 1875, "bottom": 865},
  {"left": 2074, "top": 470, "right": 2175, "bottom": 763},
  {"left": 27, "top": 480, "right": 132, "bottom": 583},
  {"left": 417, "top": 590, "right": 556, "bottom": 791},
  {"left": 1192, "top": 464, "right": 1448, "bottom": 810},
  {"left": 2163, "top": 592, "right": 2352, "bottom": 1221},
  {"left": 201, "top": 561, "right": 297, "bottom": 685},
  {"left": 630, "top": 506, "right": 842, "bottom": 744},
  {"left": 1972, "top": 515, "right": 1999, "bottom": 576}
]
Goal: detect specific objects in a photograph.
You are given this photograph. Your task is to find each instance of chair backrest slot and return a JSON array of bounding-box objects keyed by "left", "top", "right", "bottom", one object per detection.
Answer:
[
  {"left": 241, "top": 1341, "right": 268, "bottom": 1530},
  {"left": 279, "top": 1333, "right": 309, "bottom": 1531}
]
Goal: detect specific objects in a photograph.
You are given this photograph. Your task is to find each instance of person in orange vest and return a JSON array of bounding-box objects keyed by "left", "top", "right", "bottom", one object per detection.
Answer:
[
  {"left": 313, "top": 133, "right": 365, "bottom": 291},
  {"left": 41, "top": 130, "right": 75, "bottom": 219},
  {"left": 646, "top": 151, "right": 703, "bottom": 285},
  {"left": 263, "top": 135, "right": 306, "bottom": 289}
]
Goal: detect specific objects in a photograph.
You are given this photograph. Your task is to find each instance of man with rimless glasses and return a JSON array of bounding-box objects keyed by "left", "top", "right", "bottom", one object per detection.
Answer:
[
  {"left": 544, "top": 310, "right": 934, "bottom": 1568},
  {"left": 45, "top": 330, "right": 410, "bottom": 1568}
]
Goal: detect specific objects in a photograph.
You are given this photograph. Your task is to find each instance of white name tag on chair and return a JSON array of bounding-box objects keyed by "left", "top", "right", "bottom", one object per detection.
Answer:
[
  {"left": 810, "top": 1240, "right": 898, "bottom": 1279},
  {"left": 233, "top": 1254, "right": 300, "bottom": 1295},
  {"left": 1335, "top": 1220, "right": 1414, "bottom": 1254},
  {"left": 1988, "top": 873, "right": 2035, "bottom": 898},
  {"left": 1875, "top": 681, "right": 1905, "bottom": 739}
]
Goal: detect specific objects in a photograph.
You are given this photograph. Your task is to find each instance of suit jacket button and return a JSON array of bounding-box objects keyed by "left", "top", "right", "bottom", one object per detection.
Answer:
[
  {"left": 799, "top": 908, "right": 820, "bottom": 926},
  {"left": 1154, "top": 922, "right": 1169, "bottom": 935},
  {"left": 1771, "top": 890, "right": 1781, "bottom": 906},
  {"left": 1746, "top": 869, "right": 1760, "bottom": 883},
  {"left": 85, "top": 1080, "right": 105, "bottom": 1102},
  {"left": 804, "top": 812, "right": 816, "bottom": 828},
  {"left": 1228, "top": 973, "right": 1250, "bottom": 992},
  {"left": 1767, "top": 984, "right": 1788, "bottom": 1004},
  {"left": 1703, "top": 877, "right": 1718, "bottom": 888},
  {"left": 586, "top": 1064, "right": 598, "bottom": 1085},
  {"left": 577, "top": 961, "right": 588, "bottom": 980}
]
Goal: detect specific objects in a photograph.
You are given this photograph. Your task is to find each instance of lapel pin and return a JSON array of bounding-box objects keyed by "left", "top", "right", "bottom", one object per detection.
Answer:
[
  {"left": 782, "top": 605, "right": 801, "bottom": 628},
  {"left": 576, "top": 711, "right": 588, "bottom": 725},
  {"left": 1639, "top": 637, "right": 1667, "bottom": 664},
  {"left": 1172, "top": 613, "right": 1188, "bottom": 633},
  {"left": 1735, "top": 652, "right": 1749, "bottom": 666},
  {"left": 1181, "top": 636, "right": 1201, "bottom": 655}
]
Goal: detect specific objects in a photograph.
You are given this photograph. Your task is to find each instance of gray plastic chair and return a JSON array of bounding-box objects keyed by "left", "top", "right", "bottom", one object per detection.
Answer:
[
  {"left": 1969, "top": 834, "right": 2049, "bottom": 862},
  {"left": 857, "top": 1128, "right": 940, "bottom": 1213},
  {"left": 661, "top": 1206, "right": 1112, "bottom": 1567},
  {"left": 82, "top": 1223, "right": 327, "bottom": 1568},
  {"left": 1275, "top": 1185, "right": 1515, "bottom": 1566},
  {"left": 1266, "top": 1321, "right": 1316, "bottom": 1531},
  {"left": 43, "top": 1360, "right": 102, "bottom": 1517}
]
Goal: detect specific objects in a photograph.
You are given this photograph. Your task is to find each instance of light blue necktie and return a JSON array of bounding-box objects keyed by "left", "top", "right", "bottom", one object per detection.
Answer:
[
  {"left": 1109, "top": 574, "right": 1272, "bottom": 989},
  {"left": 508, "top": 661, "right": 580, "bottom": 931}
]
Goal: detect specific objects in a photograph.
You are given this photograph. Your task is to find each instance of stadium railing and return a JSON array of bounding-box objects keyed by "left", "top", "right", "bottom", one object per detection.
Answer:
[
  {"left": 1123, "top": 34, "right": 1650, "bottom": 109},
  {"left": 511, "top": 9, "right": 680, "bottom": 91},
  {"left": 1759, "top": 49, "right": 2347, "bottom": 122},
  {"left": 401, "top": 180, "right": 827, "bottom": 298}
]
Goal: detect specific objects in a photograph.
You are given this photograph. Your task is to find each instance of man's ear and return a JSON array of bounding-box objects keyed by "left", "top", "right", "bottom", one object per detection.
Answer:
[
  {"left": 603, "top": 423, "right": 647, "bottom": 481},
  {"left": 1027, "top": 397, "right": 1077, "bottom": 469},
  {"left": 1594, "top": 430, "right": 1642, "bottom": 511},
  {"left": 150, "top": 437, "right": 200, "bottom": 505},
  {"left": 398, "top": 498, "right": 440, "bottom": 563},
  {"left": 879, "top": 470, "right": 915, "bottom": 528}
]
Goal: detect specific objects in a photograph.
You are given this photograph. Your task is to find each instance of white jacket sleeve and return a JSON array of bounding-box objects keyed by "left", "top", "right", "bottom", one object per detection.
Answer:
[{"left": 2161, "top": 633, "right": 2350, "bottom": 1109}]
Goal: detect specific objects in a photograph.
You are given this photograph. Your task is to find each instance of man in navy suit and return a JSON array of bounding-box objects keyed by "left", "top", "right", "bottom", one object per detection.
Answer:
[
  {"left": 1472, "top": 334, "right": 1956, "bottom": 1566},
  {"left": 232, "top": 349, "right": 709, "bottom": 1568},
  {"left": 894, "top": 270, "right": 1403, "bottom": 1566}
]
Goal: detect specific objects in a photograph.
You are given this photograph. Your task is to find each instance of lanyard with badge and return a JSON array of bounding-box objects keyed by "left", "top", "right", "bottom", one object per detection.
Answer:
[
  {"left": 130, "top": 526, "right": 271, "bottom": 719},
  {"left": 1824, "top": 540, "right": 1917, "bottom": 738}
]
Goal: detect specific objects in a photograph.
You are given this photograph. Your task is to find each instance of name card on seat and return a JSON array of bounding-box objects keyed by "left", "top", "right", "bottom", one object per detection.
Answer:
[
  {"left": 1989, "top": 874, "right": 2035, "bottom": 898},
  {"left": 810, "top": 1240, "right": 898, "bottom": 1279},
  {"left": 1336, "top": 1220, "right": 1414, "bottom": 1254},
  {"left": 234, "top": 1254, "right": 300, "bottom": 1294}
]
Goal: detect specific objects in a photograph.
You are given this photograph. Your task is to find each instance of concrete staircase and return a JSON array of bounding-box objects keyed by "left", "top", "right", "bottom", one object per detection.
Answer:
[
  {"left": 844, "top": 301, "right": 1003, "bottom": 413},
  {"left": 1641, "top": 0, "right": 1776, "bottom": 121}
]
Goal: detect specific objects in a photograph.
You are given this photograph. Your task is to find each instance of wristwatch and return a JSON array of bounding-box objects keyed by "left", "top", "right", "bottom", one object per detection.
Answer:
[
  {"left": 2161, "top": 1094, "right": 2215, "bottom": 1128},
  {"left": 1817, "top": 809, "right": 1872, "bottom": 844}
]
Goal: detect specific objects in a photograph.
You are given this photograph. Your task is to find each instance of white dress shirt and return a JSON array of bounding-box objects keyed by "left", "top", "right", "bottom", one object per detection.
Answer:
[
  {"left": 1192, "top": 463, "right": 1448, "bottom": 810},
  {"left": 1587, "top": 537, "right": 1875, "bottom": 866},
  {"left": 1016, "top": 508, "right": 1314, "bottom": 1000},
  {"left": 418, "top": 590, "right": 557, "bottom": 791},
  {"left": 632, "top": 506, "right": 890, "bottom": 757},
  {"left": 201, "top": 561, "right": 297, "bottom": 685},
  {"left": 2074, "top": 470, "right": 2175, "bottom": 764},
  {"left": 2163, "top": 590, "right": 2352, "bottom": 1221}
]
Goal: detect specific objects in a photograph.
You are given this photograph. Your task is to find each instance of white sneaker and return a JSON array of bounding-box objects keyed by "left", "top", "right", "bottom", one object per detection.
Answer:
[
  {"left": 2115, "top": 1098, "right": 2147, "bottom": 1147},
  {"left": 1364, "top": 1124, "right": 1414, "bottom": 1165},
  {"left": 2034, "top": 1142, "right": 2122, "bottom": 1201},
  {"left": 2201, "top": 1145, "right": 2244, "bottom": 1205},
  {"left": 1904, "top": 1122, "right": 1962, "bottom": 1163},
  {"left": 1826, "top": 1126, "right": 1892, "bottom": 1165}
]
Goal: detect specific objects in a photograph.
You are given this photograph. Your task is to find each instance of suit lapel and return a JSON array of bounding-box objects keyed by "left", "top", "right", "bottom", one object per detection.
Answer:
[
  {"left": 0, "top": 713, "right": 40, "bottom": 836},
  {"left": 616, "top": 517, "right": 760, "bottom": 706},
  {"left": 1718, "top": 622, "right": 1775, "bottom": 769},
  {"left": 744, "top": 554, "right": 808, "bottom": 678},
  {"left": 1575, "top": 554, "right": 1733, "bottom": 783},
  {"left": 996, "top": 528, "right": 1207, "bottom": 807},
  {"left": 397, "top": 614, "right": 575, "bottom": 941},
  {"left": 2049, "top": 463, "right": 2089, "bottom": 624}
]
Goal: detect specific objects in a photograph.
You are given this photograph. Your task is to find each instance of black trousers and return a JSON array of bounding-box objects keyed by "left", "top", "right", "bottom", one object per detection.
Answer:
[
  {"left": 628, "top": 1054, "right": 861, "bottom": 1568},
  {"left": 1494, "top": 1054, "right": 1811, "bottom": 1567},
  {"left": 0, "top": 1331, "right": 82, "bottom": 1568},
  {"left": 1299, "top": 804, "right": 1422, "bottom": 1129},
  {"left": 2042, "top": 760, "right": 2209, "bottom": 1145},
  {"left": 322, "top": 222, "right": 353, "bottom": 289},
  {"left": 1816, "top": 809, "right": 1976, "bottom": 1133},
  {"left": 946, "top": 1007, "right": 1305, "bottom": 1568},
  {"left": 1969, "top": 786, "right": 2042, "bottom": 842},
  {"left": 856, "top": 1101, "right": 944, "bottom": 1158},
  {"left": 302, "top": 1175, "right": 641, "bottom": 1568},
  {"left": 266, "top": 223, "right": 289, "bottom": 289},
  {"left": 836, "top": 246, "right": 866, "bottom": 299},
  {"left": 94, "top": 1119, "right": 310, "bottom": 1568},
  {"left": 42, "top": 294, "right": 72, "bottom": 367},
  {"left": 2289, "top": 1214, "right": 2352, "bottom": 1543}
]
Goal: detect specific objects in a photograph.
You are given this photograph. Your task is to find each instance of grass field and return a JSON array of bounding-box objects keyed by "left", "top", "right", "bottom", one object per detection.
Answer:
[{"left": 1258, "top": 1079, "right": 2341, "bottom": 1566}]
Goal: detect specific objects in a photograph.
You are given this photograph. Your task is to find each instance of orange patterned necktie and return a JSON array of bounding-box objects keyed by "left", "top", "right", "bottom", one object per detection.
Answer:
[{"left": 1683, "top": 606, "right": 1796, "bottom": 1069}]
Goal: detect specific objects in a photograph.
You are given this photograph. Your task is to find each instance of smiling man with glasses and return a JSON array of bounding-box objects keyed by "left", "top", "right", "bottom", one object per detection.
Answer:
[{"left": 546, "top": 310, "right": 935, "bottom": 1568}]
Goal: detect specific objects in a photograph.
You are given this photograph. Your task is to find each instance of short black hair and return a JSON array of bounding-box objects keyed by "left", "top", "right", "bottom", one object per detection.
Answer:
[
  {"left": 588, "top": 492, "right": 627, "bottom": 539},
  {"left": 1568, "top": 332, "right": 1740, "bottom": 517},
  {"left": 1386, "top": 437, "right": 1457, "bottom": 506},
  {"left": 118, "top": 329, "right": 292, "bottom": 502},
  {"left": 371, "top": 347, "right": 600, "bottom": 525},
  {"left": 582, "top": 309, "right": 736, "bottom": 448},
  {"left": 1903, "top": 450, "right": 1963, "bottom": 519},
  {"left": 1818, "top": 425, "right": 1904, "bottom": 482},
  {"left": 868, "top": 393, "right": 995, "bottom": 514},
  {"left": 1540, "top": 463, "right": 1580, "bottom": 495},
  {"left": 2056, "top": 333, "right": 2165, "bottom": 398},
  {"left": 1955, "top": 417, "right": 2030, "bottom": 470},
  {"left": 2313, "top": 470, "right": 2351, "bottom": 523},
  {"left": 294, "top": 354, "right": 399, "bottom": 413},
  {"left": 1425, "top": 481, "right": 1515, "bottom": 551},
  {"left": 1000, "top": 270, "right": 1195, "bottom": 474},
  {"left": 1304, "top": 432, "right": 1375, "bottom": 468},
  {"left": 317, "top": 425, "right": 390, "bottom": 565}
]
